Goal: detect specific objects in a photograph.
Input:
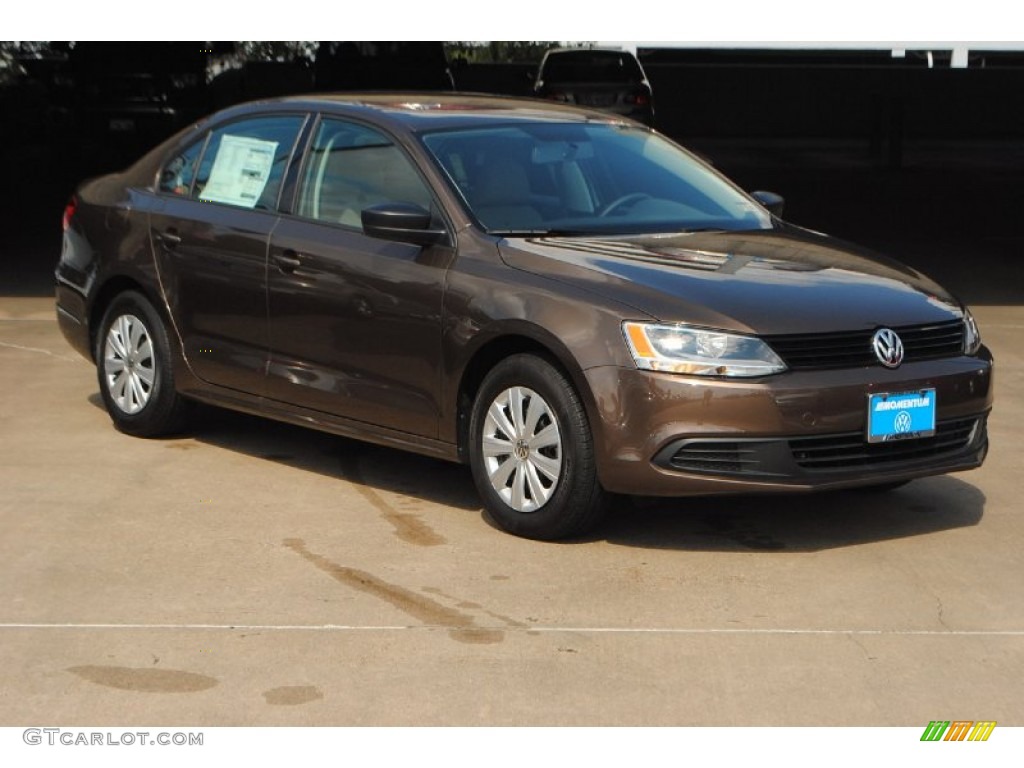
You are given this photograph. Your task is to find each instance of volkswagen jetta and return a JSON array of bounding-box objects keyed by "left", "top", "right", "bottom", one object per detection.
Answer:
[{"left": 56, "top": 94, "right": 993, "bottom": 540}]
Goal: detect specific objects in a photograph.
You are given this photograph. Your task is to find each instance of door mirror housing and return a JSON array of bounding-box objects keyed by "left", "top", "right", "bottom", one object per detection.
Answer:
[
  {"left": 362, "top": 203, "right": 449, "bottom": 247},
  {"left": 751, "top": 190, "right": 785, "bottom": 218}
]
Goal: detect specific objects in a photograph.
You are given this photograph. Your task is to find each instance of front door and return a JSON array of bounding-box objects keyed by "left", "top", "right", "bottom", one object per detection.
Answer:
[{"left": 266, "top": 117, "right": 453, "bottom": 437}]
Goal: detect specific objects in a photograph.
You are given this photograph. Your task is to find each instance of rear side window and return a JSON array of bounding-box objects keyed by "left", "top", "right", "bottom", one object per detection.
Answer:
[{"left": 192, "top": 115, "right": 306, "bottom": 210}]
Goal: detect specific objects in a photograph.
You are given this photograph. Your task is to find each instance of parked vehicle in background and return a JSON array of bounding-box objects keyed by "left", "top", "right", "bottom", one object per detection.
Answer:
[{"left": 533, "top": 47, "right": 654, "bottom": 126}]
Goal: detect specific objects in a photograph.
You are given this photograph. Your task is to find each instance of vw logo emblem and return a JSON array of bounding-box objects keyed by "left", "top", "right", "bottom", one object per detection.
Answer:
[
  {"left": 894, "top": 411, "right": 913, "bottom": 433},
  {"left": 872, "top": 328, "right": 904, "bottom": 368}
]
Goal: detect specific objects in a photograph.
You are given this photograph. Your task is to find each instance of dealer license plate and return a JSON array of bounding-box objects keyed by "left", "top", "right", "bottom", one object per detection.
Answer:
[{"left": 867, "top": 389, "right": 936, "bottom": 443}]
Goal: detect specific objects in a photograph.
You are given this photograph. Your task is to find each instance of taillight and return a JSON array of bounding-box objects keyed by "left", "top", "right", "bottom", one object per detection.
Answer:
[
  {"left": 625, "top": 92, "right": 650, "bottom": 106},
  {"left": 546, "top": 92, "right": 570, "bottom": 103},
  {"left": 62, "top": 197, "right": 77, "bottom": 231}
]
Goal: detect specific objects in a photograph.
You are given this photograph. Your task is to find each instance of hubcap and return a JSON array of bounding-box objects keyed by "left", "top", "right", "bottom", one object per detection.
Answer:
[
  {"left": 482, "top": 386, "right": 562, "bottom": 513},
  {"left": 103, "top": 313, "right": 155, "bottom": 414}
]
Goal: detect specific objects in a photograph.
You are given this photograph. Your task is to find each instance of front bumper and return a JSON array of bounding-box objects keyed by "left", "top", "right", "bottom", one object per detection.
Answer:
[{"left": 585, "top": 349, "right": 993, "bottom": 496}]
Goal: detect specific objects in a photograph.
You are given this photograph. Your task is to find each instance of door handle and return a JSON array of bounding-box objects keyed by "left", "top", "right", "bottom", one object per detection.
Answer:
[
  {"left": 156, "top": 228, "right": 182, "bottom": 247},
  {"left": 273, "top": 250, "right": 303, "bottom": 273}
]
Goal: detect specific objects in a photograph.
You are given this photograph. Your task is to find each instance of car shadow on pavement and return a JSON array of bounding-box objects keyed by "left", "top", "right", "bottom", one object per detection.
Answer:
[
  {"left": 183, "top": 403, "right": 483, "bottom": 512},
  {"left": 597, "top": 476, "right": 985, "bottom": 552},
  {"left": 88, "top": 396, "right": 987, "bottom": 551}
]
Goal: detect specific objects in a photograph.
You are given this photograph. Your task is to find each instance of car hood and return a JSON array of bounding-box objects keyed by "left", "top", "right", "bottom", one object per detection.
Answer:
[{"left": 498, "top": 226, "right": 963, "bottom": 335}]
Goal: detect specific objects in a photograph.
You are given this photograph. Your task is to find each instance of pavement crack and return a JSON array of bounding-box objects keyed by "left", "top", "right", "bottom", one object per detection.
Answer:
[
  {"left": 0, "top": 341, "right": 77, "bottom": 361},
  {"left": 936, "top": 595, "right": 949, "bottom": 630},
  {"left": 848, "top": 633, "right": 878, "bottom": 662}
]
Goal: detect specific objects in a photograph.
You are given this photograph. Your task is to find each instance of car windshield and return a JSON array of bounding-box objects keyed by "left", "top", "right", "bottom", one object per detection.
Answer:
[
  {"left": 543, "top": 51, "right": 645, "bottom": 83},
  {"left": 420, "top": 123, "right": 773, "bottom": 236}
]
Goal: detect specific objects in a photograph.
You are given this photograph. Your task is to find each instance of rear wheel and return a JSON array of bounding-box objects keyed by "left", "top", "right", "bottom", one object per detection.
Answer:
[
  {"left": 96, "top": 291, "right": 189, "bottom": 437},
  {"left": 469, "top": 354, "right": 607, "bottom": 540}
]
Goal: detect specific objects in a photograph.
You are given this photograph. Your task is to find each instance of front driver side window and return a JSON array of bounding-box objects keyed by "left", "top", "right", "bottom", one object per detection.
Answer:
[{"left": 297, "top": 118, "right": 433, "bottom": 228}]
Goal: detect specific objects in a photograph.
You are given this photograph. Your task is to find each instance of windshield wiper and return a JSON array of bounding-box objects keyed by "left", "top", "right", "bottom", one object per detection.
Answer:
[
  {"left": 491, "top": 229, "right": 594, "bottom": 237},
  {"left": 489, "top": 229, "right": 553, "bottom": 236}
]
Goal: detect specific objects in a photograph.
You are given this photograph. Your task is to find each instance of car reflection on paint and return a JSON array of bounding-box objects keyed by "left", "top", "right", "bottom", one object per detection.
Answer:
[{"left": 56, "top": 93, "right": 992, "bottom": 540}]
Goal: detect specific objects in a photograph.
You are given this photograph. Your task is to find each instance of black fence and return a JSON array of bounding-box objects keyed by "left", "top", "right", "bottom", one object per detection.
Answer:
[{"left": 638, "top": 49, "right": 1024, "bottom": 142}]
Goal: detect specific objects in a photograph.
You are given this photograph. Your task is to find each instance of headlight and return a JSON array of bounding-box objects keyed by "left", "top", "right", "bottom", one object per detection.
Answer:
[
  {"left": 622, "top": 322, "right": 787, "bottom": 377},
  {"left": 963, "top": 308, "right": 982, "bottom": 355}
]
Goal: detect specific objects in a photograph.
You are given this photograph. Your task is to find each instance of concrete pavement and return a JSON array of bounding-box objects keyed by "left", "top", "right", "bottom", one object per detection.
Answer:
[{"left": 0, "top": 295, "right": 1020, "bottom": 725}]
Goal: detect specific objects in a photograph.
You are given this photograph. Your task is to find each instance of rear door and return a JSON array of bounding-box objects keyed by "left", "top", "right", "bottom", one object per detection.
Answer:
[{"left": 151, "top": 113, "right": 307, "bottom": 394}]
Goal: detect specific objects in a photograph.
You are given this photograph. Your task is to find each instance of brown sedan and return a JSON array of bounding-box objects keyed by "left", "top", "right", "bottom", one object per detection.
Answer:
[{"left": 55, "top": 94, "right": 993, "bottom": 539}]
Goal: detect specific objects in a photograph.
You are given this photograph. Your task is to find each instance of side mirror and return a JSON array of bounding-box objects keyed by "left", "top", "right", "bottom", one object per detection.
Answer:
[
  {"left": 361, "top": 203, "right": 449, "bottom": 247},
  {"left": 751, "top": 190, "right": 785, "bottom": 218}
]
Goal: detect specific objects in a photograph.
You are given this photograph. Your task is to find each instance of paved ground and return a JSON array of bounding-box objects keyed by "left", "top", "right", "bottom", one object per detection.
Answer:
[
  {"left": 0, "top": 142, "right": 1021, "bottom": 726},
  {"left": 1, "top": 302, "right": 1021, "bottom": 726}
]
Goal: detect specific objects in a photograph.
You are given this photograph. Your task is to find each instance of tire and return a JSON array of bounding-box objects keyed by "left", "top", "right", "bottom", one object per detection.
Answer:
[
  {"left": 95, "top": 291, "right": 190, "bottom": 437},
  {"left": 468, "top": 354, "right": 607, "bottom": 540}
]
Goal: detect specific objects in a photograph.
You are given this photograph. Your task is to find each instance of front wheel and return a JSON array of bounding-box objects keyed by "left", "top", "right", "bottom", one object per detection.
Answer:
[
  {"left": 468, "top": 354, "right": 607, "bottom": 540},
  {"left": 96, "top": 291, "right": 190, "bottom": 437}
]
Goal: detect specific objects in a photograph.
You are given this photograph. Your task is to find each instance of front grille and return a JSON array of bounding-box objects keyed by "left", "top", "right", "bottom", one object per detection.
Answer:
[
  {"left": 765, "top": 320, "right": 965, "bottom": 370},
  {"left": 790, "top": 417, "right": 979, "bottom": 470},
  {"left": 668, "top": 441, "right": 761, "bottom": 473}
]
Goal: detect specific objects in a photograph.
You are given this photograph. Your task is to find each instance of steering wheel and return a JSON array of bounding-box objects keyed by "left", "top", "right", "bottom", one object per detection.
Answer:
[{"left": 598, "top": 192, "right": 651, "bottom": 217}]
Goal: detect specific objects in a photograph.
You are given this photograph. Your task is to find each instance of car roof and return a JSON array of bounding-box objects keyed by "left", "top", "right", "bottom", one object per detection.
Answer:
[{"left": 212, "top": 92, "right": 640, "bottom": 133}]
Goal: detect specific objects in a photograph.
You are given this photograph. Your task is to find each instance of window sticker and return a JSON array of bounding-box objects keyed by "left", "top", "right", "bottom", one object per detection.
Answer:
[{"left": 200, "top": 135, "right": 279, "bottom": 208}]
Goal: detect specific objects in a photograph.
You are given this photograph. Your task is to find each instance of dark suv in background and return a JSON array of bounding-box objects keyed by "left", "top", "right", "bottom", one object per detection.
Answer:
[{"left": 533, "top": 47, "right": 654, "bottom": 126}]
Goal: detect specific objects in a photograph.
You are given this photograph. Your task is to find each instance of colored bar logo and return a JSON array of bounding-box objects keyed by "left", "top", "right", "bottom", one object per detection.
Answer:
[{"left": 921, "top": 721, "right": 996, "bottom": 741}]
